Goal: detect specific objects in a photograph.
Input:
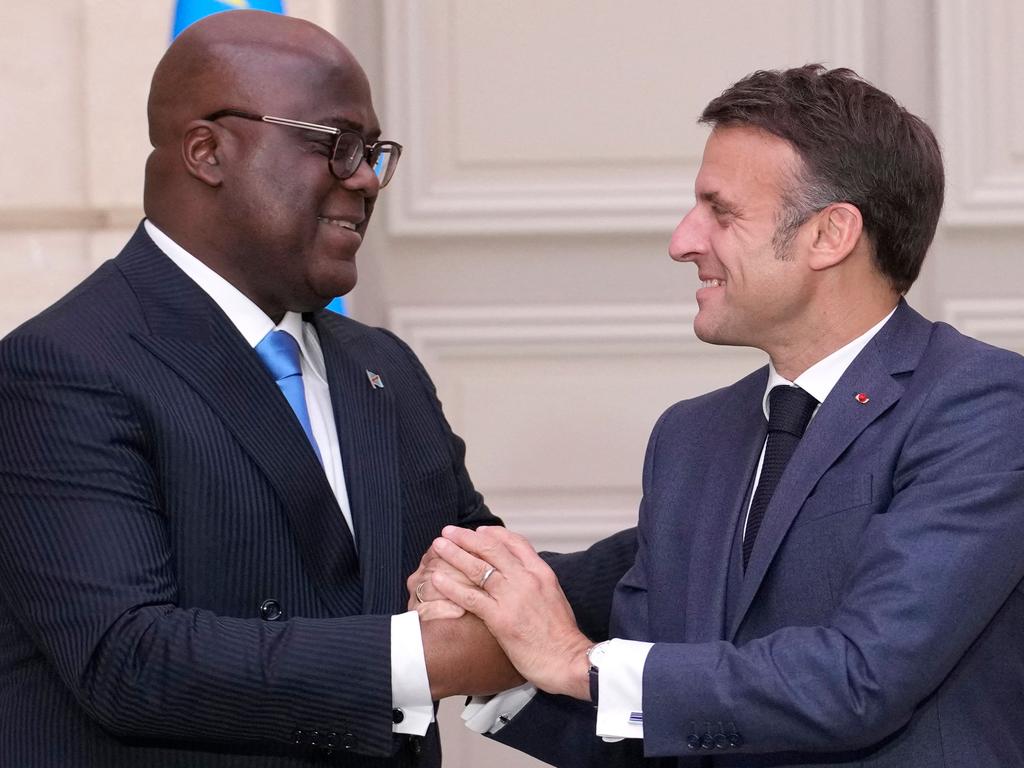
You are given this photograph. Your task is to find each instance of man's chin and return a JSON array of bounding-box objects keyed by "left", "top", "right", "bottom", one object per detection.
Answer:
[
  {"left": 310, "top": 264, "right": 357, "bottom": 306},
  {"left": 692, "top": 318, "right": 743, "bottom": 348}
]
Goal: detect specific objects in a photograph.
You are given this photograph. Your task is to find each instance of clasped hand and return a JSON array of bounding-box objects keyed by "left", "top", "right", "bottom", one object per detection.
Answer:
[{"left": 409, "top": 525, "right": 592, "bottom": 700}]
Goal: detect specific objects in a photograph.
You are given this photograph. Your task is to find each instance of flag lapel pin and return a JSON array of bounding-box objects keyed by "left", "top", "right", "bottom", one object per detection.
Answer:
[{"left": 366, "top": 370, "right": 384, "bottom": 389}]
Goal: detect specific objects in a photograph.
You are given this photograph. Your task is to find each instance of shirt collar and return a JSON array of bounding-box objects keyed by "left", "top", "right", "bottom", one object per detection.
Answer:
[
  {"left": 761, "top": 306, "right": 898, "bottom": 420},
  {"left": 143, "top": 220, "right": 324, "bottom": 380}
]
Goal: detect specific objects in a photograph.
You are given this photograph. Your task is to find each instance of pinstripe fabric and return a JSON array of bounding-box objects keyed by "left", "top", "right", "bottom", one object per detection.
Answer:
[{"left": 0, "top": 224, "right": 501, "bottom": 766}]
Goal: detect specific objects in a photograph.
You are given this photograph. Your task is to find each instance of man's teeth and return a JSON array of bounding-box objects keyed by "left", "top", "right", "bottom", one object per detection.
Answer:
[
  {"left": 701, "top": 279, "right": 725, "bottom": 288},
  {"left": 319, "top": 217, "right": 356, "bottom": 231}
]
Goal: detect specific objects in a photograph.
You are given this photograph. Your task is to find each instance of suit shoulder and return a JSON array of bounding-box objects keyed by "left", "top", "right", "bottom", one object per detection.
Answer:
[
  {"left": 925, "top": 321, "right": 1024, "bottom": 382},
  {"left": 3, "top": 260, "right": 138, "bottom": 345},
  {"left": 933, "top": 320, "right": 1023, "bottom": 357},
  {"left": 312, "top": 311, "right": 419, "bottom": 361},
  {"left": 1, "top": 261, "right": 140, "bottom": 370},
  {"left": 657, "top": 365, "right": 768, "bottom": 426}
]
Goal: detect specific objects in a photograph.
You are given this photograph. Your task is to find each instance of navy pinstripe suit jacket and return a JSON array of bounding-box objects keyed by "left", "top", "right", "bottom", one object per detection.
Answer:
[{"left": 0, "top": 224, "right": 533, "bottom": 766}]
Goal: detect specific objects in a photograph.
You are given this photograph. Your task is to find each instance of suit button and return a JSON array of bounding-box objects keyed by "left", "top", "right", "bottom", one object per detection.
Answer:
[
  {"left": 259, "top": 599, "right": 283, "bottom": 621},
  {"left": 392, "top": 708, "right": 405, "bottom": 724},
  {"left": 700, "top": 733, "right": 715, "bottom": 750},
  {"left": 325, "top": 731, "right": 339, "bottom": 749},
  {"left": 685, "top": 733, "right": 701, "bottom": 750},
  {"left": 408, "top": 736, "right": 423, "bottom": 755},
  {"left": 341, "top": 732, "right": 356, "bottom": 750},
  {"left": 728, "top": 731, "right": 743, "bottom": 747},
  {"left": 713, "top": 731, "right": 728, "bottom": 749},
  {"left": 291, "top": 728, "right": 307, "bottom": 744},
  {"left": 308, "top": 730, "right": 321, "bottom": 746}
]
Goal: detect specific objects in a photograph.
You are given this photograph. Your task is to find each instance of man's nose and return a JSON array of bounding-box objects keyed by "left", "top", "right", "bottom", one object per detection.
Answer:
[
  {"left": 668, "top": 207, "right": 706, "bottom": 263},
  {"left": 340, "top": 156, "right": 381, "bottom": 198}
]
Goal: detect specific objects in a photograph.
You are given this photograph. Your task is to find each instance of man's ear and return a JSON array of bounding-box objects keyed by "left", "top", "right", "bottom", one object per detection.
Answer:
[
  {"left": 180, "top": 120, "right": 224, "bottom": 188},
  {"left": 807, "top": 202, "right": 863, "bottom": 271}
]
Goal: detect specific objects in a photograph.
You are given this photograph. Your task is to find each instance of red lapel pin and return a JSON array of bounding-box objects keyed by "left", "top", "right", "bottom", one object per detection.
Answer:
[{"left": 855, "top": 392, "right": 870, "bottom": 404}]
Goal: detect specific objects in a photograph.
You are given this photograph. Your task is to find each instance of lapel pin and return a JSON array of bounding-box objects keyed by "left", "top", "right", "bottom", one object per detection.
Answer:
[
  {"left": 366, "top": 370, "right": 384, "bottom": 389},
  {"left": 855, "top": 392, "right": 870, "bottom": 404}
]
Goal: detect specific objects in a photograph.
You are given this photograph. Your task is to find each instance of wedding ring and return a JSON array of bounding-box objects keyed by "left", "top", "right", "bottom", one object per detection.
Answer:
[
  {"left": 479, "top": 565, "right": 496, "bottom": 589},
  {"left": 414, "top": 581, "right": 427, "bottom": 603}
]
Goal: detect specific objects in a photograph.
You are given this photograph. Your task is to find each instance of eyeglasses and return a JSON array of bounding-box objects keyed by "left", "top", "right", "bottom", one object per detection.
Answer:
[{"left": 204, "top": 109, "right": 402, "bottom": 188}]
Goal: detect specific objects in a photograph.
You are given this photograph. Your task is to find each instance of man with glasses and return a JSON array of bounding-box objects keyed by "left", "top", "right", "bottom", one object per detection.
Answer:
[{"left": 0, "top": 9, "right": 639, "bottom": 767}]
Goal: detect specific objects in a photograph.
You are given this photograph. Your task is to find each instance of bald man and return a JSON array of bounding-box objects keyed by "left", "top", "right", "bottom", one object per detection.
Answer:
[{"left": 0, "top": 10, "right": 581, "bottom": 766}]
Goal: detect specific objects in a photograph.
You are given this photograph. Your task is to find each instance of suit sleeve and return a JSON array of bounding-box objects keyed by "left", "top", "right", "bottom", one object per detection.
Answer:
[
  {"left": 638, "top": 345, "right": 1024, "bottom": 757},
  {"left": 0, "top": 331, "right": 401, "bottom": 758}
]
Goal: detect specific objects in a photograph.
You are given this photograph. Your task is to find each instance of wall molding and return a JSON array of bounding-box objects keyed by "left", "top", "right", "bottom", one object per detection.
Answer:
[
  {"left": 486, "top": 489, "right": 639, "bottom": 552},
  {"left": 937, "top": 0, "right": 1024, "bottom": 226},
  {"left": 382, "top": 1, "right": 869, "bottom": 236},
  {"left": 0, "top": 207, "right": 143, "bottom": 232},
  {"left": 388, "top": 303, "right": 710, "bottom": 551},
  {"left": 388, "top": 302, "right": 700, "bottom": 365}
]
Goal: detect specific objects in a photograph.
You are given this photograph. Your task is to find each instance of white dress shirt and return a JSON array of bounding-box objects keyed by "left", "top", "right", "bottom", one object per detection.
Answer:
[
  {"left": 143, "top": 220, "right": 433, "bottom": 735},
  {"left": 468, "top": 306, "right": 898, "bottom": 740}
]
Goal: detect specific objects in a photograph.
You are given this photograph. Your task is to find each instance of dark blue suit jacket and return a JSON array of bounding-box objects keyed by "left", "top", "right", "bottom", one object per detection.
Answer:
[
  {"left": 0, "top": 225, "right": 506, "bottom": 766},
  {"left": 498, "top": 302, "right": 1024, "bottom": 767}
]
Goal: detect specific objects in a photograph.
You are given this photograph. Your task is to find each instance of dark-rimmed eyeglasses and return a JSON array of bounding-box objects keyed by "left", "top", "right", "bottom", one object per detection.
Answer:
[{"left": 204, "top": 109, "right": 402, "bottom": 188}]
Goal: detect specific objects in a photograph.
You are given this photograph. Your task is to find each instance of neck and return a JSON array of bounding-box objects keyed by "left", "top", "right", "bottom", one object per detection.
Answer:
[
  {"left": 768, "top": 299, "right": 898, "bottom": 381},
  {"left": 146, "top": 214, "right": 287, "bottom": 325}
]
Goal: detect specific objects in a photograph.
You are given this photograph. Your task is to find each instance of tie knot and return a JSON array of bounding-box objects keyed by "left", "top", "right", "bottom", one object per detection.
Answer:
[
  {"left": 255, "top": 330, "right": 302, "bottom": 381},
  {"left": 767, "top": 385, "right": 818, "bottom": 437}
]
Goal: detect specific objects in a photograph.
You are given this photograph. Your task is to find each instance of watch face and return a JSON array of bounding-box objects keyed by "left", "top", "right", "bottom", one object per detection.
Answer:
[{"left": 587, "top": 640, "right": 611, "bottom": 667}]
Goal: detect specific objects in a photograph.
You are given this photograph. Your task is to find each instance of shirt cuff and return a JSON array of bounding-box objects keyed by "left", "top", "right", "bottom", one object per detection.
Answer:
[
  {"left": 595, "top": 639, "right": 653, "bottom": 740},
  {"left": 462, "top": 683, "right": 538, "bottom": 734},
  {"left": 390, "top": 611, "right": 434, "bottom": 735}
]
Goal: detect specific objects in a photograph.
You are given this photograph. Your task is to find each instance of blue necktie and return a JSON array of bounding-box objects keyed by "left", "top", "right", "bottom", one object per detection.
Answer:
[
  {"left": 254, "top": 330, "right": 323, "bottom": 463},
  {"left": 742, "top": 385, "right": 818, "bottom": 569}
]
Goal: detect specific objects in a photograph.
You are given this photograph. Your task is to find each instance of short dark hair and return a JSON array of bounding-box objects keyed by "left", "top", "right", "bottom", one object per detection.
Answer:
[{"left": 700, "top": 64, "right": 943, "bottom": 294}]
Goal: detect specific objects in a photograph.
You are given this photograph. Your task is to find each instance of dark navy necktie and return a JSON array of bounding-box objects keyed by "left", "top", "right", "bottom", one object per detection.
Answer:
[
  {"left": 255, "top": 330, "right": 323, "bottom": 464},
  {"left": 742, "top": 385, "right": 818, "bottom": 569}
]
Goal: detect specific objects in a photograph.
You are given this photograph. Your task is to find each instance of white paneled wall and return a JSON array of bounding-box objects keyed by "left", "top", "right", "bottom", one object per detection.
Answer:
[{"left": 2, "top": 3, "right": 1023, "bottom": 767}]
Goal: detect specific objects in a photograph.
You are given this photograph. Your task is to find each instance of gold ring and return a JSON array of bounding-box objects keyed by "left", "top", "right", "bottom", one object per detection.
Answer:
[
  {"left": 479, "top": 565, "right": 496, "bottom": 589},
  {"left": 415, "top": 581, "right": 427, "bottom": 603}
]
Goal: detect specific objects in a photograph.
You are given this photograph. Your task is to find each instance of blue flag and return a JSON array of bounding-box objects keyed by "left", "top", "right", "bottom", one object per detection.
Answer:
[
  {"left": 325, "top": 297, "right": 347, "bottom": 315},
  {"left": 172, "top": 0, "right": 285, "bottom": 40}
]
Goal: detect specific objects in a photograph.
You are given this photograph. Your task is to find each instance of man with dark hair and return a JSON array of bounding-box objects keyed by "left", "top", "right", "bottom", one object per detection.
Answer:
[
  {"left": 423, "top": 65, "right": 1024, "bottom": 766},
  {"left": 699, "top": 65, "right": 943, "bottom": 295},
  {"left": 0, "top": 10, "right": 632, "bottom": 767}
]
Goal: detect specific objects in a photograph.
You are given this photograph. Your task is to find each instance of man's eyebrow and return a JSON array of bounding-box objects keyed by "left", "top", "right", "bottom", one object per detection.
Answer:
[{"left": 698, "top": 191, "right": 738, "bottom": 213}]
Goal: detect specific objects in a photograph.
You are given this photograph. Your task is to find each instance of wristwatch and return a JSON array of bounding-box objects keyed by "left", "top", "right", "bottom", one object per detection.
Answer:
[{"left": 586, "top": 641, "right": 611, "bottom": 707}]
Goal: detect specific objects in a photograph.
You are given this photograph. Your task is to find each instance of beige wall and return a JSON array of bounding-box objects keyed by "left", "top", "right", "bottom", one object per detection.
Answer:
[{"left": 2, "top": 2, "right": 1023, "bottom": 766}]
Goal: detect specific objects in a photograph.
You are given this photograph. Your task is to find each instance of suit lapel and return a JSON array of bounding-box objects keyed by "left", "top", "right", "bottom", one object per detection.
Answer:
[
  {"left": 115, "top": 225, "right": 361, "bottom": 616},
  {"left": 684, "top": 370, "right": 768, "bottom": 642},
  {"left": 313, "top": 311, "right": 403, "bottom": 616},
  {"left": 728, "top": 303, "right": 928, "bottom": 639}
]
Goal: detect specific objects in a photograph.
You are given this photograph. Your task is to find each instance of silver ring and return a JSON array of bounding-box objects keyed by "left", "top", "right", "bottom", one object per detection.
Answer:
[
  {"left": 414, "top": 581, "right": 427, "bottom": 603},
  {"left": 479, "top": 565, "right": 496, "bottom": 589}
]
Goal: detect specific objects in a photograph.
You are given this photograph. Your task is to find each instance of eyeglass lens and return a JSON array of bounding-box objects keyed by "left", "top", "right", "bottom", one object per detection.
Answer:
[{"left": 331, "top": 135, "right": 399, "bottom": 187}]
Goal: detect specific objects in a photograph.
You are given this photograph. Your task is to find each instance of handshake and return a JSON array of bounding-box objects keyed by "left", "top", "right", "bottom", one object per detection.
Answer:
[{"left": 406, "top": 526, "right": 595, "bottom": 703}]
